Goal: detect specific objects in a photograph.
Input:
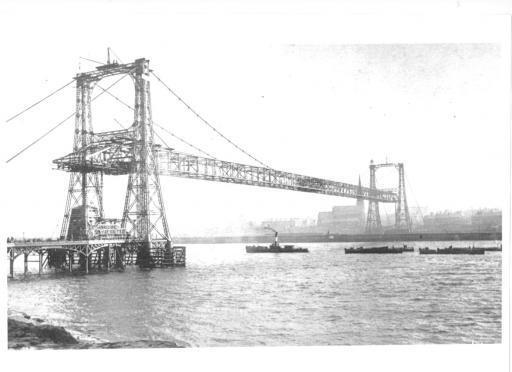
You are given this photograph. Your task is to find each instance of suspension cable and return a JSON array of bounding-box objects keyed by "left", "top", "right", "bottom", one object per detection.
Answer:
[
  {"left": 6, "top": 73, "right": 129, "bottom": 164},
  {"left": 80, "top": 56, "right": 103, "bottom": 65},
  {"left": 109, "top": 47, "right": 124, "bottom": 64},
  {"left": 153, "top": 122, "right": 216, "bottom": 159},
  {"left": 114, "top": 116, "right": 173, "bottom": 151},
  {"left": 96, "top": 84, "right": 217, "bottom": 159},
  {"left": 151, "top": 71, "right": 271, "bottom": 168},
  {"left": 113, "top": 118, "right": 126, "bottom": 129},
  {"left": 6, "top": 80, "right": 75, "bottom": 123},
  {"left": 96, "top": 84, "right": 133, "bottom": 111},
  {"left": 152, "top": 127, "right": 174, "bottom": 150}
]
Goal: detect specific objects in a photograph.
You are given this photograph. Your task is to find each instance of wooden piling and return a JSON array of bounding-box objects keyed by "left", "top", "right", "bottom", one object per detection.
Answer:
[
  {"left": 106, "top": 247, "right": 111, "bottom": 270},
  {"left": 24, "top": 253, "right": 28, "bottom": 276},
  {"left": 85, "top": 246, "right": 89, "bottom": 274},
  {"left": 9, "top": 250, "right": 14, "bottom": 278},
  {"left": 39, "top": 252, "right": 43, "bottom": 275}
]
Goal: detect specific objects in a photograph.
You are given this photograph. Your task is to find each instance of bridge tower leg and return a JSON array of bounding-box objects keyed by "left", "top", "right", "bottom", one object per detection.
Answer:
[
  {"left": 121, "top": 58, "right": 172, "bottom": 268},
  {"left": 394, "top": 163, "right": 411, "bottom": 232},
  {"left": 60, "top": 78, "right": 103, "bottom": 240},
  {"left": 366, "top": 160, "right": 382, "bottom": 233}
]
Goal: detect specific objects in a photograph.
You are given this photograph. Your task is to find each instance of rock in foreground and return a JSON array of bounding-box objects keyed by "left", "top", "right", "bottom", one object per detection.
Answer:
[
  {"left": 8, "top": 318, "right": 78, "bottom": 349},
  {"left": 8, "top": 316, "right": 188, "bottom": 349}
]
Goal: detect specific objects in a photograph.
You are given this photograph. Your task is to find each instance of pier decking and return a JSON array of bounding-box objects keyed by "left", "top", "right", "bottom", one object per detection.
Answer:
[{"left": 7, "top": 240, "right": 186, "bottom": 277}]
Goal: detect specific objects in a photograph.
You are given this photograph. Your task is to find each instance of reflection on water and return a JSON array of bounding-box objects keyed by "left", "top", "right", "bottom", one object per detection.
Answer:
[{"left": 8, "top": 241, "right": 502, "bottom": 346}]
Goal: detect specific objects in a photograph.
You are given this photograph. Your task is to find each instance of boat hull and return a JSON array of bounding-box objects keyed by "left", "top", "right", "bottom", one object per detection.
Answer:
[
  {"left": 246, "top": 245, "right": 309, "bottom": 253},
  {"left": 344, "top": 246, "right": 403, "bottom": 254},
  {"left": 419, "top": 247, "right": 485, "bottom": 255}
]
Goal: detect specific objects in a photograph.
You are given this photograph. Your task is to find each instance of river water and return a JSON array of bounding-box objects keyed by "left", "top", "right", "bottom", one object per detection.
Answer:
[{"left": 7, "top": 241, "right": 502, "bottom": 346}]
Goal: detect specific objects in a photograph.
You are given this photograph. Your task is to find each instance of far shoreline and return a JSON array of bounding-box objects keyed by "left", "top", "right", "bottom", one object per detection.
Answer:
[{"left": 174, "top": 231, "right": 502, "bottom": 245}]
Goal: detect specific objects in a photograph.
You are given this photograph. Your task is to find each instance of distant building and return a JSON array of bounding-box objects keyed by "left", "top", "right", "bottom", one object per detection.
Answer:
[
  {"left": 261, "top": 218, "right": 316, "bottom": 233},
  {"left": 421, "top": 211, "right": 471, "bottom": 233},
  {"left": 316, "top": 177, "right": 365, "bottom": 233},
  {"left": 419, "top": 208, "right": 502, "bottom": 233},
  {"left": 471, "top": 209, "right": 502, "bottom": 232},
  {"left": 380, "top": 206, "right": 425, "bottom": 229},
  {"left": 409, "top": 207, "right": 425, "bottom": 226}
]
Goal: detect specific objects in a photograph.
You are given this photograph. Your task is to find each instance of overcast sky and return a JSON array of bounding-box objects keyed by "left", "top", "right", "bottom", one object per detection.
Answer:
[{"left": 0, "top": 2, "right": 510, "bottom": 237}]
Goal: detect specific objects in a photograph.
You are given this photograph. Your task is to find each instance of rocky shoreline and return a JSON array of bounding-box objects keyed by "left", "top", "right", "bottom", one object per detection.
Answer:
[{"left": 8, "top": 313, "right": 188, "bottom": 349}]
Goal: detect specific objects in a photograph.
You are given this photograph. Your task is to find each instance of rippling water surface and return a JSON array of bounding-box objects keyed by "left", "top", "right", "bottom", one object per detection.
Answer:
[{"left": 8, "top": 241, "right": 502, "bottom": 346}]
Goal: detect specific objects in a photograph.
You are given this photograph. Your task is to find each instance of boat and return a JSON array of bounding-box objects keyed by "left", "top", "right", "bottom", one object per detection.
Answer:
[
  {"left": 401, "top": 244, "right": 414, "bottom": 252},
  {"left": 344, "top": 246, "right": 403, "bottom": 254},
  {"left": 245, "top": 244, "right": 309, "bottom": 253},
  {"left": 481, "top": 246, "right": 502, "bottom": 252},
  {"left": 245, "top": 227, "right": 309, "bottom": 253},
  {"left": 418, "top": 247, "right": 438, "bottom": 255},
  {"left": 471, "top": 243, "right": 502, "bottom": 252},
  {"left": 419, "top": 246, "right": 485, "bottom": 255}
]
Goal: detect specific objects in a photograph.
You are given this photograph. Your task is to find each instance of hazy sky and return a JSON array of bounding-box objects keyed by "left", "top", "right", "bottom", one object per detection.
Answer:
[{"left": 0, "top": 2, "right": 510, "bottom": 237}]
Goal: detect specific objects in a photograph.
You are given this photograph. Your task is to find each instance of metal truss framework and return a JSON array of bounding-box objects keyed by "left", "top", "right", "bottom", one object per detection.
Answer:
[
  {"left": 365, "top": 161, "right": 412, "bottom": 233},
  {"left": 58, "top": 59, "right": 173, "bottom": 267},
  {"left": 54, "top": 137, "right": 398, "bottom": 203},
  {"left": 366, "top": 161, "right": 382, "bottom": 233},
  {"left": 60, "top": 78, "right": 103, "bottom": 240}
]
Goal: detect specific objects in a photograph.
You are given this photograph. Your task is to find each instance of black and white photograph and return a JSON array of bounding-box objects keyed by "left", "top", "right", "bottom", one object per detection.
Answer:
[{"left": 1, "top": 1, "right": 510, "bottom": 371}]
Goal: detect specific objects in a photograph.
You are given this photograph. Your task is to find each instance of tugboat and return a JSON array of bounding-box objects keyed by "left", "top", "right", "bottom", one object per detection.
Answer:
[{"left": 246, "top": 227, "right": 309, "bottom": 253}]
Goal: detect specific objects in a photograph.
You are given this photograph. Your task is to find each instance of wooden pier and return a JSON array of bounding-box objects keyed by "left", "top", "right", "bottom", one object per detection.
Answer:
[{"left": 7, "top": 239, "right": 186, "bottom": 277}]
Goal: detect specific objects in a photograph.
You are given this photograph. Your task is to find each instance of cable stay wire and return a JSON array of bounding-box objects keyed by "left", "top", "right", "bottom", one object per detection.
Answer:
[
  {"left": 113, "top": 118, "right": 126, "bottom": 130},
  {"left": 113, "top": 116, "right": 170, "bottom": 152},
  {"left": 153, "top": 122, "right": 217, "bottom": 159},
  {"left": 152, "top": 127, "right": 174, "bottom": 150},
  {"left": 405, "top": 174, "right": 424, "bottom": 221},
  {"left": 95, "top": 84, "right": 217, "bottom": 159},
  {"left": 151, "top": 70, "right": 271, "bottom": 169},
  {"left": 6, "top": 73, "right": 130, "bottom": 164},
  {"left": 96, "top": 84, "right": 133, "bottom": 111},
  {"left": 113, "top": 117, "right": 173, "bottom": 153},
  {"left": 6, "top": 80, "right": 75, "bottom": 123},
  {"left": 108, "top": 47, "right": 124, "bottom": 64},
  {"left": 79, "top": 56, "right": 103, "bottom": 65}
]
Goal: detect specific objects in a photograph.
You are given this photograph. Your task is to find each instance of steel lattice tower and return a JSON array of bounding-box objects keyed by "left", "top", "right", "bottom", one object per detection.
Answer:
[
  {"left": 365, "top": 160, "right": 382, "bottom": 233},
  {"left": 121, "top": 59, "right": 171, "bottom": 266},
  {"left": 60, "top": 78, "right": 103, "bottom": 240},
  {"left": 394, "top": 163, "right": 411, "bottom": 231},
  {"left": 365, "top": 160, "right": 412, "bottom": 233},
  {"left": 59, "top": 58, "right": 173, "bottom": 267}
]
